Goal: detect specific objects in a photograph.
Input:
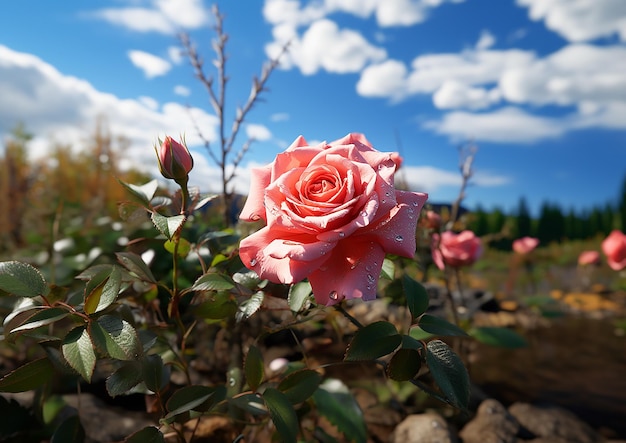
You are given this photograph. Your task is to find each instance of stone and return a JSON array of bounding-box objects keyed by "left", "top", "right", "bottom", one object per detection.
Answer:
[
  {"left": 459, "top": 399, "right": 519, "bottom": 443},
  {"left": 391, "top": 412, "right": 457, "bottom": 443}
]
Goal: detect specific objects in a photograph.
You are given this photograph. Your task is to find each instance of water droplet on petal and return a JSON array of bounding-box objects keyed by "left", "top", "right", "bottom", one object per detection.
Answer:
[
  {"left": 329, "top": 291, "right": 339, "bottom": 300},
  {"left": 367, "top": 274, "right": 375, "bottom": 283},
  {"left": 249, "top": 258, "right": 257, "bottom": 266},
  {"left": 385, "top": 191, "right": 391, "bottom": 197},
  {"left": 250, "top": 214, "right": 261, "bottom": 221},
  {"left": 395, "top": 235, "right": 404, "bottom": 242},
  {"left": 338, "top": 232, "right": 345, "bottom": 238},
  {"left": 360, "top": 210, "right": 367, "bottom": 217}
]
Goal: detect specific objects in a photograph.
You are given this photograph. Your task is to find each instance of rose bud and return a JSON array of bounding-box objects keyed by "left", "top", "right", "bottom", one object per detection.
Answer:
[{"left": 155, "top": 136, "right": 194, "bottom": 181}]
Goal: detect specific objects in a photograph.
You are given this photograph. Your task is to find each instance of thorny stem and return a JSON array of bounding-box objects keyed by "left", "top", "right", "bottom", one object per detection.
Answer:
[{"left": 334, "top": 303, "right": 364, "bottom": 329}]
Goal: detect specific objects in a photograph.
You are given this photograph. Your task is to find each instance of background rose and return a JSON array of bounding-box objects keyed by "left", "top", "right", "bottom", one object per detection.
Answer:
[
  {"left": 578, "top": 250, "right": 600, "bottom": 266},
  {"left": 432, "top": 230, "right": 482, "bottom": 270},
  {"left": 512, "top": 236, "right": 539, "bottom": 255},
  {"left": 238, "top": 133, "right": 428, "bottom": 305},
  {"left": 601, "top": 230, "right": 626, "bottom": 271}
]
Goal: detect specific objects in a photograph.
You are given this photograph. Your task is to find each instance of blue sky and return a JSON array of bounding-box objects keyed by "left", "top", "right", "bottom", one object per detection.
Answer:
[{"left": 1, "top": 0, "right": 625, "bottom": 217}]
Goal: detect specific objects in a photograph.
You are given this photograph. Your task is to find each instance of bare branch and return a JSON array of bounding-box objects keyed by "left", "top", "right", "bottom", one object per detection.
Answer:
[{"left": 448, "top": 141, "right": 478, "bottom": 228}]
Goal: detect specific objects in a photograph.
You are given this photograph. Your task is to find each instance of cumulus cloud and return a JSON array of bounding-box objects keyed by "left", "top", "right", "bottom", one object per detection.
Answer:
[
  {"left": 517, "top": 0, "right": 626, "bottom": 42},
  {"left": 90, "top": 0, "right": 210, "bottom": 34},
  {"left": 174, "top": 85, "right": 190, "bottom": 96},
  {"left": 128, "top": 50, "right": 172, "bottom": 78},
  {"left": 245, "top": 124, "right": 272, "bottom": 141},
  {"left": 400, "top": 164, "right": 510, "bottom": 195},
  {"left": 433, "top": 81, "right": 500, "bottom": 110},
  {"left": 475, "top": 30, "right": 496, "bottom": 50}
]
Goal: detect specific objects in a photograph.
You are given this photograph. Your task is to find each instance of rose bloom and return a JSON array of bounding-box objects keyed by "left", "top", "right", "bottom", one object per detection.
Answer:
[
  {"left": 432, "top": 230, "right": 482, "bottom": 270},
  {"left": 238, "top": 133, "right": 428, "bottom": 305},
  {"left": 512, "top": 236, "right": 539, "bottom": 255},
  {"left": 420, "top": 210, "right": 442, "bottom": 230},
  {"left": 601, "top": 230, "right": 626, "bottom": 271},
  {"left": 578, "top": 250, "right": 600, "bottom": 266}
]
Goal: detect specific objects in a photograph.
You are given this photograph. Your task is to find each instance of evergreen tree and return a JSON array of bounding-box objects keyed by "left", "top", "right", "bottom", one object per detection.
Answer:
[{"left": 515, "top": 196, "right": 532, "bottom": 238}]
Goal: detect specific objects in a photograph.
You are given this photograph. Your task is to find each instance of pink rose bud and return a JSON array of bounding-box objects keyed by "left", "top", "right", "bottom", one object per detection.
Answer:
[
  {"left": 578, "top": 250, "right": 600, "bottom": 266},
  {"left": 601, "top": 230, "right": 626, "bottom": 271},
  {"left": 155, "top": 136, "right": 194, "bottom": 181},
  {"left": 238, "top": 133, "right": 428, "bottom": 306},
  {"left": 432, "top": 230, "right": 482, "bottom": 270},
  {"left": 512, "top": 236, "right": 539, "bottom": 255}
]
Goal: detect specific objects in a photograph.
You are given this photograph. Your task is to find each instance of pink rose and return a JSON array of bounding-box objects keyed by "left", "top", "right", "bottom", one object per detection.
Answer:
[
  {"left": 239, "top": 133, "right": 428, "bottom": 305},
  {"left": 154, "top": 136, "right": 194, "bottom": 181},
  {"left": 601, "top": 230, "right": 626, "bottom": 271},
  {"left": 512, "top": 236, "right": 539, "bottom": 255},
  {"left": 578, "top": 250, "right": 600, "bottom": 266},
  {"left": 420, "top": 210, "right": 442, "bottom": 230},
  {"left": 432, "top": 230, "right": 482, "bottom": 270}
]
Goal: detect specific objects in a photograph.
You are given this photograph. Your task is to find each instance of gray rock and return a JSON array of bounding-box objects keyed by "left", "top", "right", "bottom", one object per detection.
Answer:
[
  {"left": 459, "top": 399, "right": 519, "bottom": 443},
  {"left": 390, "top": 412, "right": 457, "bottom": 443}
]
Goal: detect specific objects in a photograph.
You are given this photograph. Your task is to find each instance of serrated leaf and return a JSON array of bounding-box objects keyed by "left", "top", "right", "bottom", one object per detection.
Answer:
[
  {"left": 7, "top": 307, "right": 69, "bottom": 335},
  {"left": 344, "top": 321, "right": 401, "bottom": 361},
  {"left": 0, "top": 261, "right": 49, "bottom": 298},
  {"left": 380, "top": 258, "right": 395, "bottom": 280},
  {"left": 192, "top": 193, "right": 219, "bottom": 211},
  {"left": 0, "top": 358, "right": 54, "bottom": 392},
  {"left": 402, "top": 274, "right": 430, "bottom": 320},
  {"left": 117, "top": 179, "right": 158, "bottom": 208},
  {"left": 236, "top": 291, "right": 264, "bottom": 322},
  {"left": 387, "top": 348, "right": 421, "bottom": 381},
  {"left": 62, "top": 327, "right": 96, "bottom": 382},
  {"left": 288, "top": 281, "right": 312, "bottom": 312},
  {"left": 124, "top": 426, "right": 165, "bottom": 443},
  {"left": 277, "top": 369, "right": 322, "bottom": 404},
  {"left": 142, "top": 354, "right": 168, "bottom": 393},
  {"left": 165, "top": 385, "right": 226, "bottom": 420},
  {"left": 50, "top": 414, "right": 85, "bottom": 443},
  {"left": 418, "top": 314, "right": 468, "bottom": 337},
  {"left": 469, "top": 327, "right": 527, "bottom": 348},
  {"left": 106, "top": 361, "right": 143, "bottom": 397},
  {"left": 89, "top": 315, "right": 141, "bottom": 360},
  {"left": 426, "top": 340, "right": 470, "bottom": 409},
  {"left": 116, "top": 252, "right": 156, "bottom": 284},
  {"left": 244, "top": 345, "right": 264, "bottom": 391},
  {"left": 151, "top": 212, "right": 185, "bottom": 240},
  {"left": 84, "top": 266, "right": 122, "bottom": 315},
  {"left": 263, "top": 388, "right": 299, "bottom": 443},
  {"left": 192, "top": 272, "right": 235, "bottom": 292},
  {"left": 313, "top": 379, "right": 367, "bottom": 443}
]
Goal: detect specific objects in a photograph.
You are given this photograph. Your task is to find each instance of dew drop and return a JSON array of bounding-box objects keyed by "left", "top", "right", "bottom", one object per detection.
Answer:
[
  {"left": 367, "top": 274, "right": 375, "bottom": 283},
  {"left": 249, "top": 258, "right": 257, "bottom": 266},
  {"left": 329, "top": 291, "right": 339, "bottom": 300},
  {"left": 365, "top": 265, "right": 372, "bottom": 272},
  {"left": 250, "top": 214, "right": 261, "bottom": 221},
  {"left": 338, "top": 232, "right": 345, "bottom": 238},
  {"left": 385, "top": 191, "right": 391, "bottom": 197},
  {"left": 394, "top": 235, "right": 404, "bottom": 242},
  {"left": 412, "top": 201, "right": 420, "bottom": 207},
  {"left": 360, "top": 210, "right": 368, "bottom": 217}
]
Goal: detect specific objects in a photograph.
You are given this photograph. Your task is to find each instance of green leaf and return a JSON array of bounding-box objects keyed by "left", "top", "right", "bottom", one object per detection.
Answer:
[
  {"left": 408, "top": 327, "right": 435, "bottom": 341},
  {"left": 425, "top": 340, "right": 470, "bottom": 409},
  {"left": 0, "top": 261, "right": 49, "bottom": 298},
  {"left": 116, "top": 252, "right": 156, "bottom": 283},
  {"left": 230, "top": 393, "right": 267, "bottom": 415},
  {"left": 402, "top": 274, "right": 430, "bottom": 320},
  {"left": 106, "top": 361, "right": 143, "bottom": 397},
  {"left": 236, "top": 291, "right": 264, "bottom": 322},
  {"left": 277, "top": 369, "right": 322, "bottom": 404},
  {"left": 83, "top": 265, "right": 121, "bottom": 315},
  {"left": 313, "top": 379, "right": 367, "bottom": 443},
  {"left": 164, "top": 238, "right": 191, "bottom": 258},
  {"left": 387, "top": 348, "right": 421, "bottom": 381},
  {"left": 89, "top": 315, "right": 141, "bottom": 360},
  {"left": 288, "top": 280, "right": 312, "bottom": 312},
  {"left": 344, "top": 321, "right": 401, "bottom": 361},
  {"left": 141, "top": 354, "right": 168, "bottom": 393},
  {"left": 165, "top": 385, "right": 227, "bottom": 420},
  {"left": 194, "top": 293, "right": 237, "bottom": 320},
  {"left": 0, "top": 357, "right": 54, "bottom": 392},
  {"left": 50, "top": 414, "right": 85, "bottom": 443},
  {"left": 151, "top": 212, "right": 185, "bottom": 240},
  {"left": 380, "top": 258, "right": 395, "bottom": 280},
  {"left": 263, "top": 388, "right": 299, "bottom": 443},
  {"left": 7, "top": 307, "right": 69, "bottom": 335},
  {"left": 62, "top": 326, "right": 96, "bottom": 382},
  {"left": 124, "top": 426, "right": 165, "bottom": 443},
  {"left": 401, "top": 334, "right": 424, "bottom": 350},
  {"left": 418, "top": 314, "right": 468, "bottom": 337},
  {"left": 244, "top": 345, "right": 264, "bottom": 391},
  {"left": 192, "top": 272, "right": 236, "bottom": 292},
  {"left": 117, "top": 179, "right": 158, "bottom": 208},
  {"left": 469, "top": 327, "right": 527, "bottom": 348}
]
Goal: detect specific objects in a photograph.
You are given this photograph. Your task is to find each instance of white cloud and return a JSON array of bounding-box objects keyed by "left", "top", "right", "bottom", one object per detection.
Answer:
[
  {"left": 424, "top": 106, "right": 569, "bottom": 143},
  {"left": 245, "top": 124, "right": 272, "bottom": 141},
  {"left": 168, "top": 45, "right": 184, "bottom": 64},
  {"left": 90, "top": 0, "right": 210, "bottom": 34},
  {"left": 174, "top": 85, "right": 191, "bottom": 96},
  {"left": 433, "top": 80, "right": 500, "bottom": 110},
  {"left": 128, "top": 50, "right": 172, "bottom": 78},
  {"left": 0, "top": 44, "right": 218, "bottom": 178},
  {"left": 139, "top": 96, "right": 159, "bottom": 110},
  {"left": 357, "top": 59, "right": 408, "bottom": 100},
  {"left": 399, "top": 164, "right": 510, "bottom": 196},
  {"left": 270, "top": 112, "right": 290, "bottom": 122},
  {"left": 475, "top": 30, "right": 496, "bottom": 50},
  {"left": 517, "top": 0, "right": 626, "bottom": 42}
]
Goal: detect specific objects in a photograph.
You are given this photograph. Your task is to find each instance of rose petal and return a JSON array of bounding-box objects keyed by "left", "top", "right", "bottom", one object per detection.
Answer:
[
  {"left": 239, "top": 164, "right": 272, "bottom": 221},
  {"left": 308, "top": 240, "right": 386, "bottom": 306}
]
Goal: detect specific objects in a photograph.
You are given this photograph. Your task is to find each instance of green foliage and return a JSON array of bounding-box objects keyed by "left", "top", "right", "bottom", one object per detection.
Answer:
[
  {"left": 469, "top": 327, "right": 528, "bottom": 348},
  {"left": 344, "top": 321, "right": 402, "bottom": 361},
  {"left": 425, "top": 340, "right": 470, "bottom": 409},
  {"left": 313, "top": 379, "right": 368, "bottom": 443}
]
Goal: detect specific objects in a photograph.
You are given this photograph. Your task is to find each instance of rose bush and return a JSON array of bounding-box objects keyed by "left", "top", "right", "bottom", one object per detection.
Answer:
[
  {"left": 578, "top": 250, "right": 600, "bottom": 266},
  {"left": 512, "top": 236, "right": 539, "bottom": 255},
  {"left": 238, "top": 133, "right": 428, "bottom": 305},
  {"left": 432, "top": 230, "right": 482, "bottom": 270},
  {"left": 601, "top": 230, "right": 626, "bottom": 271}
]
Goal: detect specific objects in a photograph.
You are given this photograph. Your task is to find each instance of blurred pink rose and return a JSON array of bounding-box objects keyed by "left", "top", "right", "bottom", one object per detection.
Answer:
[
  {"left": 601, "top": 230, "right": 626, "bottom": 271},
  {"left": 578, "top": 250, "right": 600, "bottom": 266},
  {"left": 239, "top": 133, "right": 428, "bottom": 305},
  {"left": 420, "top": 210, "right": 442, "bottom": 230},
  {"left": 432, "top": 230, "right": 482, "bottom": 270},
  {"left": 512, "top": 236, "right": 539, "bottom": 255},
  {"left": 154, "top": 136, "right": 194, "bottom": 181}
]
